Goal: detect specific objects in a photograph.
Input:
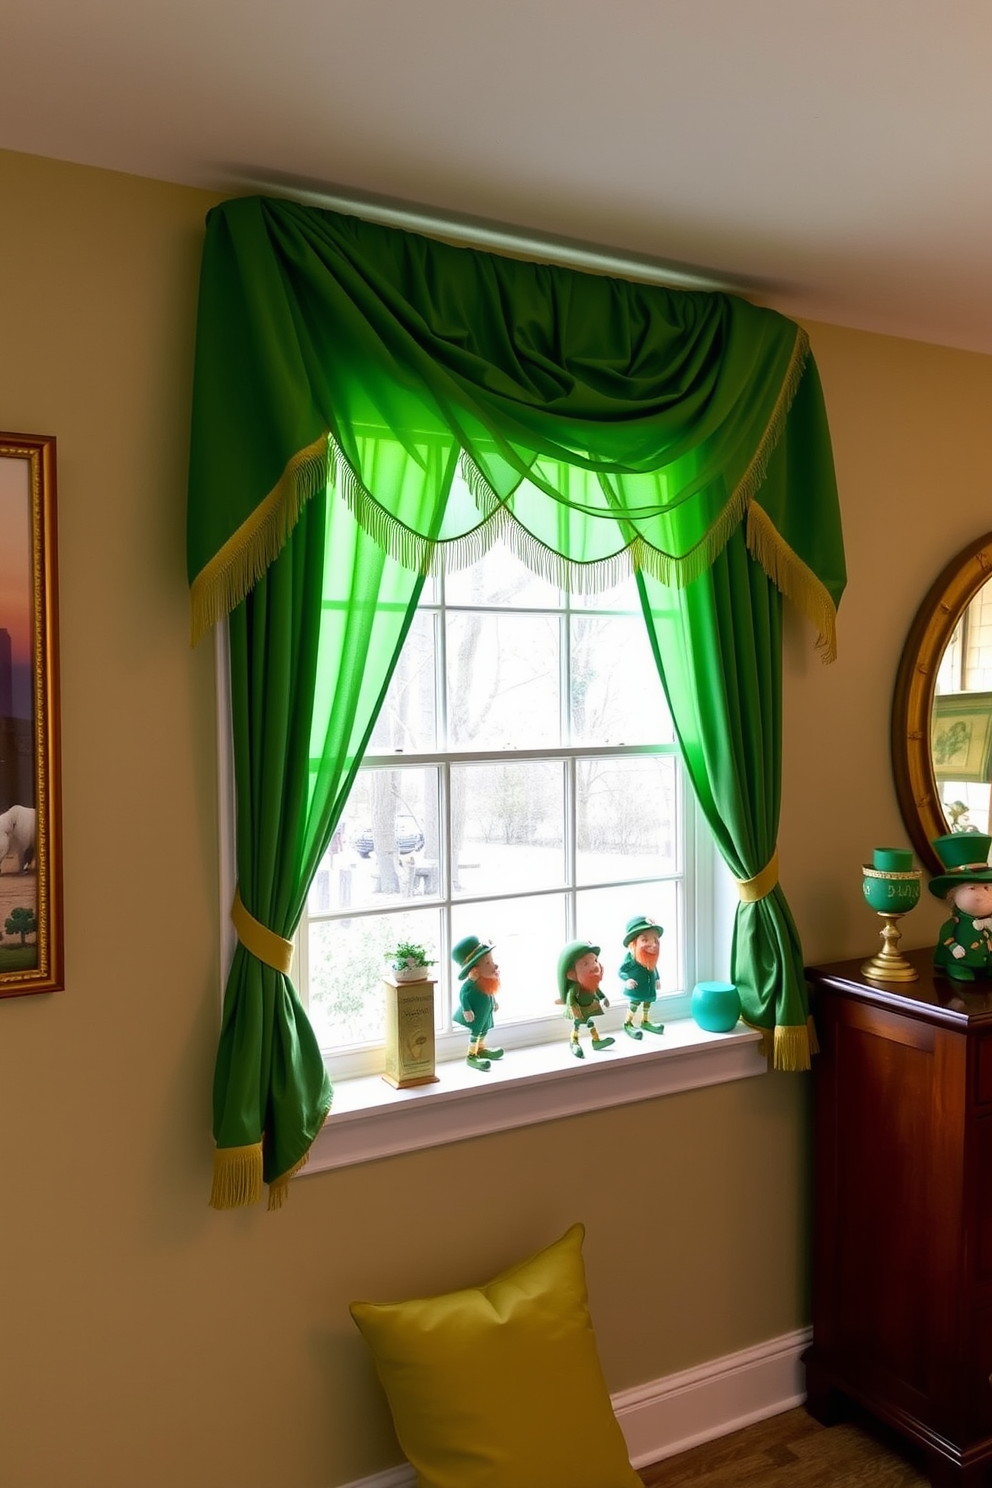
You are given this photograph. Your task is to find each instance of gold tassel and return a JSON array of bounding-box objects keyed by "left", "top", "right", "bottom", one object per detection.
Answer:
[
  {"left": 746, "top": 502, "right": 838, "bottom": 664},
  {"left": 732, "top": 327, "right": 810, "bottom": 516},
  {"left": 266, "top": 1150, "right": 311, "bottom": 1212},
  {"left": 190, "top": 433, "right": 330, "bottom": 647},
  {"left": 773, "top": 1023, "right": 812, "bottom": 1073},
  {"left": 741, "top": 1017, "right": 774, "bottom": 1063},
  {"left": 806, "top": 1012, "right": 820, "bottom": 1057},
  {"left": 209, "top": 1142, "right": 263, "bottom": 1210}
]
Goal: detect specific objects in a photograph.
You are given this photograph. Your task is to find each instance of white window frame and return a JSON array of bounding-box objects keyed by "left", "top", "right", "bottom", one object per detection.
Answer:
[
  {"left": 214, "top": 604, "right": 765, "bottom": 1178},
  {"left": 296, "top": 740, "right": 695, "bottom": 1082}
]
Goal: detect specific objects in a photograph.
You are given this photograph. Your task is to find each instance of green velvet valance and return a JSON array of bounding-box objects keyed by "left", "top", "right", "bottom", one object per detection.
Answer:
[{"left": 187, "top": 196, "right": 844, "bottom": 654}]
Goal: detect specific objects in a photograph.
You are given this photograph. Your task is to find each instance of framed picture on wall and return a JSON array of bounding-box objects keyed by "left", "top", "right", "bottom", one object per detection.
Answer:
[
  {"left": 0, "top": 433, "right": 62, "bottom": 997},
  {"left": 932, "top": 689, "right": 992, "bottom": 785}
]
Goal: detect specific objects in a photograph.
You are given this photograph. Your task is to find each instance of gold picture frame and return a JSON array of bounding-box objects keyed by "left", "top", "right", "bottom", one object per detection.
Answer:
[{"left": 0, "top": 433, "right": 62, "bottom": 997}]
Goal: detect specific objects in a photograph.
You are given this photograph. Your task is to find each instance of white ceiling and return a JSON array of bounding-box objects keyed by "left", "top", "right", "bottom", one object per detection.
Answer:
[{"left": 4, "top": 0, "right": 991, "bottom": 353}]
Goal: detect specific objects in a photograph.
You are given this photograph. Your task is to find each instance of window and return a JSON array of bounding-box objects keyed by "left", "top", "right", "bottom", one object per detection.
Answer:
[
  {"left": 933, "top": 584, "right": 992, "bottom": 833},
  {"left": 295, "top": 540, "right": 714, "bottom": 1080}
]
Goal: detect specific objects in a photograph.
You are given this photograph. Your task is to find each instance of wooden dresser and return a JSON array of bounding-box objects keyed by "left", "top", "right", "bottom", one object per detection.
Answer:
[{"left": 805, "top": 947, "right": 992, "bottom": 1487}]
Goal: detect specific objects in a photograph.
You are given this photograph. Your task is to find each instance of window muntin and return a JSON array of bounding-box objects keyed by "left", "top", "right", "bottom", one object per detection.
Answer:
[{"left": 298, "top": 543, "right": 704, "bottom": 1078}]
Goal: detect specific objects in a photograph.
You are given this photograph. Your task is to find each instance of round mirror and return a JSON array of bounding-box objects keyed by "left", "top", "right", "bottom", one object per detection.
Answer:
[{"left": 893, "top": 533, "right": 992, "bottom": 874}]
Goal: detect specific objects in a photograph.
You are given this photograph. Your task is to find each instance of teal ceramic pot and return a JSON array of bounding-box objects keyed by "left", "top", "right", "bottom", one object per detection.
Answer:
[
  {"left": 862, "top": 865, "right": 921, "bottom": 914},
  {"left": 691, "top": 981, "right": 742, "bottom": 1033}
]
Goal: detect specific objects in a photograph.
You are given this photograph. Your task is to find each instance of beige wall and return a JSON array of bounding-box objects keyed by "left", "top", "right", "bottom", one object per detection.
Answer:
[
  {"left": 0, "top": 147, "right": 989, "bottom": 1488},
  {"left": 784, "top": 322, "right": 992, "bottom": 960}
]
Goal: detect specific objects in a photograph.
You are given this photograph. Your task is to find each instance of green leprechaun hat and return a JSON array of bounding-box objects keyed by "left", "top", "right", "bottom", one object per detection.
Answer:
[
  {"left": 928, "top": 834, "right": 992, "bottom": 898},
  {"left": 622, "top": 914, "right": 664, "bottom": 947},
  {"left": 556, "top": 940, "right": 601, "bottom": 1001},
  {"left": 451, "top": 935, "right": 496, "bottom": 980}
]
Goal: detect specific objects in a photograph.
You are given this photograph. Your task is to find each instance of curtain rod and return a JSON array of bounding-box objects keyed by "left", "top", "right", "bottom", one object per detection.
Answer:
[{"left": 237, "top": 174, "right": 750, "bottom": 295}]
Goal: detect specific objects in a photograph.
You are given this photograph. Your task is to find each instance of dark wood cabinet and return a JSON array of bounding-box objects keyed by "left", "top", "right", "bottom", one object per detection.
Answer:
[{"left": 806, "top": 948, "right": 992, "bottom": 1487}]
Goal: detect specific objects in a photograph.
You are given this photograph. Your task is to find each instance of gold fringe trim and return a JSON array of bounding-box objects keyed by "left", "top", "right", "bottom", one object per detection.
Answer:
[
  {"left": 190, "top": 329, "right": 827, "bottom": 643},
  {"left": 327, "top": 326, "right": 819, "bottom": 608},
  {"left": 746, "top": 502, "right": 838, "bottom": 664},
  {"left": 743, "top": 1018, "right": 774, "bottom": 1063},
  {"left": 773, "top": 1022, "right": 812, "bottom": 1073},
  {"left": 738, "top": 850, "right": 779, "bottom": 904},
  {"left": 231, "top": 886, "right": 294, "bottom": 974},
  {"left": 742, "top": 1013, "right": 817, "bottom": 1070},
  {"left": 189, "top": 432, "right": 330, "bottom": 647},
  {"left": 734, "top": 326, "right": 809, "bottom": 526},
  {"left": 266, "top": 1150, "right": 311, "bottom": 1212},
  {"left": 209, "top": 1142, "right": 263, "bottom": 1210}
]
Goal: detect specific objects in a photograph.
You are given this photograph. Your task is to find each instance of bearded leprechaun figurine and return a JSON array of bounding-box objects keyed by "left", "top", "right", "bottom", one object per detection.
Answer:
[
  {"left": 619, "top": 914, "right": 665, "bottom": 1037},
  {"left": 451, "top": 935, "right": 504, "bottom": 1071},
  {"left": 557, "top": 940, "right": 616, "bottom": 1059},
  {"left": 930, "top": 833, "right": 992, "bottom": 981}
]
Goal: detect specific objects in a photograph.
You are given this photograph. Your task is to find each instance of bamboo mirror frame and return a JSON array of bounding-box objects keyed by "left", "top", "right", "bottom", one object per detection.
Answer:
[{"left": 892, "top": 532, "right": 992, "bottom": 876}]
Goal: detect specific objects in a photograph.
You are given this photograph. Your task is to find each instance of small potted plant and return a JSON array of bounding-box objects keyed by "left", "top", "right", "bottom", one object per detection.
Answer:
[{"left": 387, "top": 941, "right": 436, "bottom": 983}]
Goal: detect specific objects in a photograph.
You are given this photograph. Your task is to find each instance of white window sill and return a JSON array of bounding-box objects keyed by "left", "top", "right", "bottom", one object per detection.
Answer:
[{"left": 301, "top": 1018, "right": 767, "bottom": 1175}]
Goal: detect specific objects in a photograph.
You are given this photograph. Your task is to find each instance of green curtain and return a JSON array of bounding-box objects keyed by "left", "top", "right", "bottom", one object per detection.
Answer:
[
  {"left": 637, "top": 362, "right": 839, "bottom": 1067},
  {"left": 187, "top": 194, "right": 845, "bottom": 1207},
  {"left": 214, "top": 485, "right": 423, "bottom": 1210},
  {"left": 188, "top": 197, "right": 843, "bottom": 655},
  {"left": 639, "top": 534, "right": 807, "bottom": 1067}
]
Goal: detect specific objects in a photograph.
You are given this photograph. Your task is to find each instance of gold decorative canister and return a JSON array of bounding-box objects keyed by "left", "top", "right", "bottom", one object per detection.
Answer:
[{"left": 382, "top": 976, "right": 439, "bottom": 1088}]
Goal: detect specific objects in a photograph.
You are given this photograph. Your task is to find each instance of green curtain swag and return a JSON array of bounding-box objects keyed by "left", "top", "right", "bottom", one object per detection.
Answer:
[
  {"left": 187, "top": 195, "right": 845, "bottom": 1207},
  {"left": 188, "top": 196, "right": 844, "bottom": 655}
]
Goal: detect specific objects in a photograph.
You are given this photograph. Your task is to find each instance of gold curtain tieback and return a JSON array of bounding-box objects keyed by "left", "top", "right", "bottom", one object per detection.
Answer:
[
  {"left": 231, "top": 887, "right": 294, "bottom": 974},
  {"left": 738, "top": 851, "right": 779, "bottom": 904}
]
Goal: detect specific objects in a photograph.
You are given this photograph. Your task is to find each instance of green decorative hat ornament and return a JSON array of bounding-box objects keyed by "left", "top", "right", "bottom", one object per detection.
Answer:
[
  {"left": 927, "top": 834, "right": 992, "bottom": 899},
  {"left": 556, "top": 940, "right": 601, "bottom": 1000},
  {"left": 451, "top": 935, "right": 496, "bottom": 980},
  {"left": 622, "top": 914, "right": 663, "bottom": 947}
]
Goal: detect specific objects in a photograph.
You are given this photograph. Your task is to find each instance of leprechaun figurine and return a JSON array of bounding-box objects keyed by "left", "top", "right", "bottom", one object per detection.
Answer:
[
  {"left": 557, "top": 940, "right": 616, "bottom": 1059},
  {"left": 619, "top": 914, "right": 665, "bottom": 1037},
  {"left": 930, "top": 833, "right": 992, "bottom": 982},
  {"left": 451, "top": 935, "right": 504, "bottom": 1071}
]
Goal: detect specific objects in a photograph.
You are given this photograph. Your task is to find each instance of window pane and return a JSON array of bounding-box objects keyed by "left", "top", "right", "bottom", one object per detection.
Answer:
[
  {"left": 575, "top": 880, "right": 682, "bottom": 997},
  {"left": 572, "top": 574, "right": 640, "bottom": 610},
  {"left": 368, "top": 611, "right": 437, "bottom": 753},
  {"left": 570, "top": 613, "right": 673, "bottom": 745},
  {"left": 452, "top": 761, "right": 565, "bottom": 896},
  {"left": 446, "top": 611, "right": 561, "bottom": 750},
  {"left": 450, "top": 894, "right": 568, "bottom": 1027},
  {"left": 309, "top": 766, "right": 440, "bottom": 915},
  {"left": 308, "top": 906, "right": 443, "bottom": 1049},
  {"left": 576, "top": 755, "right": 679, "bottom": 883},
  {"left": 444, "top": 539, "right": 561, "bottom": 608}
]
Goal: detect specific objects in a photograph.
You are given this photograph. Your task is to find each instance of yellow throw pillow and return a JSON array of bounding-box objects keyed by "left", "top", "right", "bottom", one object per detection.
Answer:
[{"left": 350, "top": 1222, "right": 640, "bottom": 1488}]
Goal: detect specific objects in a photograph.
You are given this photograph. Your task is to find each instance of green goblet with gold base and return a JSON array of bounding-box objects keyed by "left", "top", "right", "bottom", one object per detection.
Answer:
[{"left": 861, "top": 847, "right": 922, "bottom": 981}]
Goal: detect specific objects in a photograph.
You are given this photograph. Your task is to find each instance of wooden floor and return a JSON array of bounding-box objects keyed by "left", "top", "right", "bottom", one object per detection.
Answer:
[{"left": 637, "top": 1407, "right": 930, "bottom": 1487}]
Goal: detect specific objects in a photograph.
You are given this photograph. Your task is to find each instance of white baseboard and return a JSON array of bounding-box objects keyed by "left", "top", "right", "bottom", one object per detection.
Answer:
[
  {"left": 339, "top": 1326, "right": 811, "bottom": 1487},
  {"left": 343, "top": 1467, "right": 415, "bottom": 1488},
  {"left": 612, "top": 1326, "right": 811, "bottom": 1469}
]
